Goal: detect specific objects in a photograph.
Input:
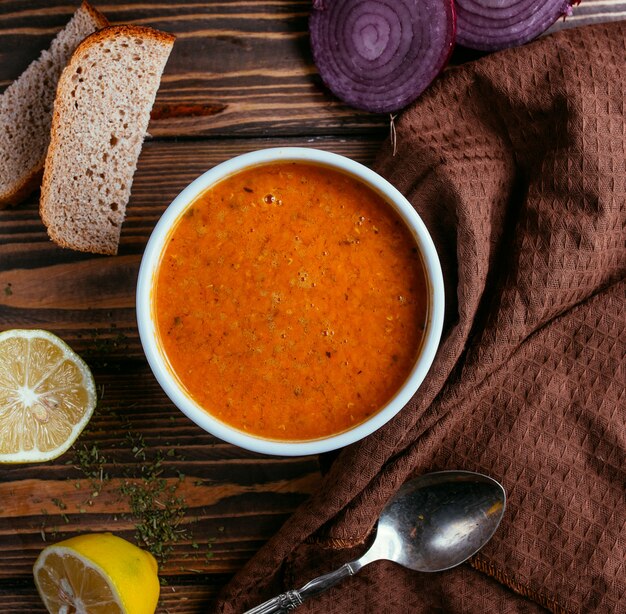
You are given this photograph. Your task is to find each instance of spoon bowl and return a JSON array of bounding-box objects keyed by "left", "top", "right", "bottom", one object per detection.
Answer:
[
  {"left": 365, "top": 470, "right": 505, "bottom": 572},
  {"left": 245, "top": 470, "right": 506, "bottom": 614}
]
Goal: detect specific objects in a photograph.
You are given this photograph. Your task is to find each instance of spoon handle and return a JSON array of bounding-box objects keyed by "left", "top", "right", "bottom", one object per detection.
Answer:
[{"left": 243, "top": 562, "right": 357, "bottom": 613}]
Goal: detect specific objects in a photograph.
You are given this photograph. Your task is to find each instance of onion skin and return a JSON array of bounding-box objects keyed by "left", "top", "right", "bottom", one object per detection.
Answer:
[
  {"left": 456, "top": 0, "right": 576, "bottom": 51},
  {"left": 310, "top": 0, "right": 456, "bottom": 114}
]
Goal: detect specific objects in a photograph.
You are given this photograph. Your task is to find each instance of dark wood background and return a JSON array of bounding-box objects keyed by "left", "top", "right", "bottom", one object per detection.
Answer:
[{"left": 0, "top": 1, "right": 622, "bottom": 611}]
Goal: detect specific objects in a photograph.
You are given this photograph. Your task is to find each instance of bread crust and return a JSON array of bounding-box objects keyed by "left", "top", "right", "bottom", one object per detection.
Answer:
[
  {"left": 40, "top": 24, "right": 175, "bottom": 255},
  {"left": 70, "top": 24, "right": 177, "bottom": 56},
  {"left": 80, "top": 0, "right": 109, "bottom": 29},
  {"left": 0, "top": 1, "right": 109, "bottom": 209},
  {"left": 0, "top": 167, "right": 43, "bottom": 208}
]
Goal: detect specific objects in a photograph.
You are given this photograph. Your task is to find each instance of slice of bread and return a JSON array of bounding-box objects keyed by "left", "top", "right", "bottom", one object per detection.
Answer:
[
  {"left": 40, "top": 25, "right": 175, "bottom": 255},
  {"left": 0, "top": 1, "right": 108, "bottom": 208}
]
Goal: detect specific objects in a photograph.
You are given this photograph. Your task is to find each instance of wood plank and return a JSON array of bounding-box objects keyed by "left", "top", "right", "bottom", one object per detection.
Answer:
[
  {"left": 0, "top": 374, "right": 323, "bottom": 572},
  {"left": 1, "top": 1, "right": 624, "bottom": 610},
  {"left": 0, "top": 135, "right": 382, "bottom": 345},
  {"left": 0, "top": 0, "right": 387, "bottom": 137},
  {"left": 1, "top": 1, "right": 622, "bottom": 138},
  {"left": 0, "top": 576, "right": 230, "bottom": 613},
  {"left": 0, "top": 135, "right": 378, "bottom": 610}
]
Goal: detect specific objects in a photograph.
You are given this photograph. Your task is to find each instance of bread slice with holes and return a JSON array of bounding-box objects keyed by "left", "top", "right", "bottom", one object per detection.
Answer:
[
  {"left": 0, "top": 1, "right": 108, "bottom": 208},
  {"left": 40, "top": 25, "right": 175, "bottom": 255}
]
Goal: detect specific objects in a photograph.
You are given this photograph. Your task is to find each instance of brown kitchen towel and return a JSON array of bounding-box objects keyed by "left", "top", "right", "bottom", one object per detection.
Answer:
[{"left": 216, "top": 21, "right": 626, "bottom": 614}]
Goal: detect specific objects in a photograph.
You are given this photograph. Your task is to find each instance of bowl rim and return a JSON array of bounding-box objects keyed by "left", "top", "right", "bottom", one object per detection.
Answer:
[{"left": 136, "top": 147, "right": 444, "bottom": 456}]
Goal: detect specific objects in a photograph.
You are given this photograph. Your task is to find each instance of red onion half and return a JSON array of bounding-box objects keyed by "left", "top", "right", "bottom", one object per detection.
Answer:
[
  {"left": 455, "top": 0, "right": 575, "bottom": 51},
  {"left": 310, "top": 0, "right": 456, "bottom": 113}
]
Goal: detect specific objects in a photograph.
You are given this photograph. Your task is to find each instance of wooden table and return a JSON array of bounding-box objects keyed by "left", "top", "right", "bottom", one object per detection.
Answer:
[{"left": 0, "top": 1, "right": 621, "bottom": 611}]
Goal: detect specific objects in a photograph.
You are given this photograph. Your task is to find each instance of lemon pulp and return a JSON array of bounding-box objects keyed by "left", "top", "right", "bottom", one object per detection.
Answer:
[
  {"left": 0, "top": 329, "right": 96, "bottom": 463},
  {"left": 34, "top": 533, "right": 160, "bottom": 614}
]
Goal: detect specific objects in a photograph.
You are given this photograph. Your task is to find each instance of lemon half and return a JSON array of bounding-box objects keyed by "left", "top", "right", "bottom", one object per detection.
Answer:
[
  {"left": 0, "top": 329, "right": 96, "bottom": 463},
  {"left": 33, "top": 533, "right": 160, "bottom": 614}
]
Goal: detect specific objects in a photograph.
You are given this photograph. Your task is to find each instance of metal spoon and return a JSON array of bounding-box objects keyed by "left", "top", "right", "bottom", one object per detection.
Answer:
[{"left": 244, "top": 470, "right": 506, "bottom": 614}]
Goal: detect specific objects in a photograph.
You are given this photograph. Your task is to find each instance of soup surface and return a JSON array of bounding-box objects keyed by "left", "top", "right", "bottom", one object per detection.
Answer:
[{"left": 154, "top": 162, "right": 428, "bottom": 441}]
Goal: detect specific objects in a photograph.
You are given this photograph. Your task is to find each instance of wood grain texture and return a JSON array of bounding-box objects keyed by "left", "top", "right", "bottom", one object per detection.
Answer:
[
  {"left": 0, "top": 136, "right": 377, "bottom": 612},
  {"left": 1, "top": 0, "right": 621, "bottom": 138},
  {"left": 0, "top": 0, "right": 624, "bottom": 611},
  {"left": 0, "top": 0, "right": 388, "bottom": 137}
]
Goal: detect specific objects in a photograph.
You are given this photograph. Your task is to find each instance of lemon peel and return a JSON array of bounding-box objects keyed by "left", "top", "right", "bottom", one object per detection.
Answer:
[{"left": 34, "top": 532, "right": 160, "bottom": 614}]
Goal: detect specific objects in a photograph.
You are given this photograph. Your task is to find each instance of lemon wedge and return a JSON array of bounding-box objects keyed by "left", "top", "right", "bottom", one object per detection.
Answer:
[
  {"left": 34, "top": 532, "right": 160, "bottom": 614},
  {"left": 0, "top": 329, "right": 96, "bottom": 463}
]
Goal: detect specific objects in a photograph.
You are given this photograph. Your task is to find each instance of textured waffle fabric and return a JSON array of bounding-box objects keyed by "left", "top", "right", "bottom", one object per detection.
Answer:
[{"left": 217, "top": 21, "right": 626, "bottom": 613}]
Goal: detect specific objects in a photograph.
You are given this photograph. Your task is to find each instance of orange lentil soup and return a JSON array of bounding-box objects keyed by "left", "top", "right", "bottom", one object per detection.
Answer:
[{"left": 154, "top": 162, "right": 428, "bottom": 441}]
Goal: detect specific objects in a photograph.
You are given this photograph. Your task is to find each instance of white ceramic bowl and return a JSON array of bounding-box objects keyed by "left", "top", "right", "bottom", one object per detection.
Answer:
[{"left": 137, "top": 148, "right": 444, "bottom": 456}]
